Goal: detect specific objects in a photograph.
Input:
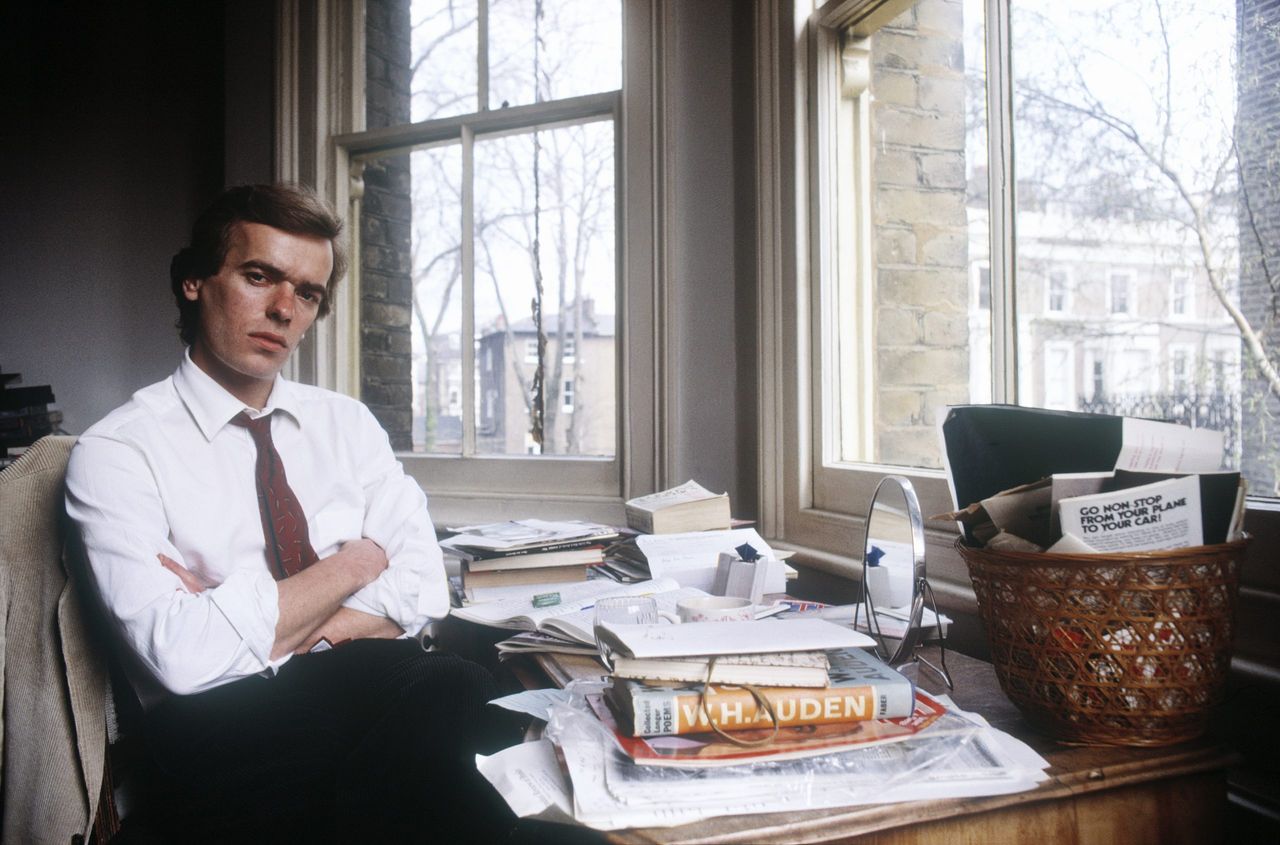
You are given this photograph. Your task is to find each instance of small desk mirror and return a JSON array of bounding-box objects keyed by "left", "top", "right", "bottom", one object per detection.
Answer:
[{"left": 857, "top": 475, "right": 953, "bottom": 689}]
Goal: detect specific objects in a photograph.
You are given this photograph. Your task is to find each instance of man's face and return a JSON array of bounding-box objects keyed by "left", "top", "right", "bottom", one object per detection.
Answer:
[{"left": 184, "top": 221, "right": 333, "bottom": 407}]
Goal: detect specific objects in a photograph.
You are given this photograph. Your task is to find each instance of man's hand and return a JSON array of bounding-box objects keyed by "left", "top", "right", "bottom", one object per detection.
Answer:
[
  {"left": 159, "top": 553, "right": 211, "bottom": 594},
  {"left": 338, "top": 537, "right": 390, "bottom": 587}
]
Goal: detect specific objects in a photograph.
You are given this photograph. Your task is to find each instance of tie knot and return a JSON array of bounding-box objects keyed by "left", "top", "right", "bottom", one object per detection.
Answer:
[{"left": 233, "top": 412, "right": 274, "bottom": 443}]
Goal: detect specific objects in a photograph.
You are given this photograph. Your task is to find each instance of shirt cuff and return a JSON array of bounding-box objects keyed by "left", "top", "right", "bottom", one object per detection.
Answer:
[{"left": 207, "top": 567, "right": 281, "bottom": 669}]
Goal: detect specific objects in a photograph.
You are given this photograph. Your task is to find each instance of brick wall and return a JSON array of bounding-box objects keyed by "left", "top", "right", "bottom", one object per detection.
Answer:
[
  {"left": 361, "top": 0, "right": 414, "bottom": 450},
  {"left": 1238, "top": 0, "right": 1280, "bottom": 495},
  {"left": 871, "top": 0, "right": 970, "bottom": 466}
]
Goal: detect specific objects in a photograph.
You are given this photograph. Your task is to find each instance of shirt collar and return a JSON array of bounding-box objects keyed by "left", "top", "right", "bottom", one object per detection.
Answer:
[{"left": 173, "top": 348, "right": 303, "bottom": 441}]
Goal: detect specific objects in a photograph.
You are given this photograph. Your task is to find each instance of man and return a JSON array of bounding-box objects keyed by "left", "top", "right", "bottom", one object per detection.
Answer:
[{"left": 66, "top": 184, "right": 514, "bottom": 842}]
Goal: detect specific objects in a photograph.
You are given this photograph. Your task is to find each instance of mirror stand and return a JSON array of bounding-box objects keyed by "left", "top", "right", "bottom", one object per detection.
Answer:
[{"left": 855, "top": 475, "right": 954, "bottom": 691}]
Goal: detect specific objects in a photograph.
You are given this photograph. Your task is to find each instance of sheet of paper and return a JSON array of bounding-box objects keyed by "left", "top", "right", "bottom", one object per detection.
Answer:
[
  {"left": 475, "top": 739, "right": 575, "bottom": 821},
  {"left": 636, "top": 528, "right": 783, "bottom": 592},
  {"left": 1116, "top": 418, "right": 1224, "bottom": 473},
  {"left": 489, "top": 688, "right": 573, "bottom": 722}
]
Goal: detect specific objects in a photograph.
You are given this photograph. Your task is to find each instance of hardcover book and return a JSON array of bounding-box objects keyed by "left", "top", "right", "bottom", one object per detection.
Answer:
[
  {"left": 591, "top": 688, "right": 949, "bottom": 767},
  {"left": 608, "top": 647, "right": 914, "bottom": 737}
]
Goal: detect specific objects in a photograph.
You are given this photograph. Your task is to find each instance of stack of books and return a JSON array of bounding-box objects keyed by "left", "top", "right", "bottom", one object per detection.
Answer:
[
  {"left": 594, "top": 619, "right": 916, "bottom": 741},
  {"left": 440, "top": 519, "right": 622, "bottom": 604},
  {"left": 607, "top": 646, "right": 916, "bottom": 738}
]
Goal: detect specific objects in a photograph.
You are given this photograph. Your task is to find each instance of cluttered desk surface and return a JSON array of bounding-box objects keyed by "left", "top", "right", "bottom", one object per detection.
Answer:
[
  {"left": 512, "top": 647, "right": 1234, "bottom": 845},
  {"left": 441, "top": 449, "right": 1245, "bottom": 844}
]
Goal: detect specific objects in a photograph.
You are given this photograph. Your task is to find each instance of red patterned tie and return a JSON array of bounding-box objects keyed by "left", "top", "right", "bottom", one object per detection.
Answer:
[{"left": 235, "top": 413, "right": 319, "bottom": 579}]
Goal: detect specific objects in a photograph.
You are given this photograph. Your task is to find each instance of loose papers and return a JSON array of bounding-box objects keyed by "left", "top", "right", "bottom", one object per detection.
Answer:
[
  {"left": 636, "top": 528, "right": 790, "bottom": 592},
  {"left": 478, "top": 684, "right": 1050, "bottom": 831}
]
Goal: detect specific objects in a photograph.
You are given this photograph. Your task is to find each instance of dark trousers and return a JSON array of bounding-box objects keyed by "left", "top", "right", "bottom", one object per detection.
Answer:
[{"left": 137, "top": 639, "right": 520, "bottom": 844}]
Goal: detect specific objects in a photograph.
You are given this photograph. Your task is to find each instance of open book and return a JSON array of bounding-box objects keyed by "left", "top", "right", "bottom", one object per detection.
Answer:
[{"left": 450, "top": 577, "right": 700, "bottom": 645}]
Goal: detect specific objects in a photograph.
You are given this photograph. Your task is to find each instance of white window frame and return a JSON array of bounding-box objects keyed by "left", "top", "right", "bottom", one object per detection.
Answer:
[
  {"left": 758, "top": 0, "right": 975, "bottom": 575},
  {"left": 276, "top": 0, "right": 670, "bottom": 524}
]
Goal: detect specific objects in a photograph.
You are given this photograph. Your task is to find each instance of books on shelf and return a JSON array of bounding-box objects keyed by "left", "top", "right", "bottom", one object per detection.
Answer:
[
  {"left": 590, "top": 688, "right": 950, "bottom": 767},
  {"left": 610, "top": 650, "right": 830, "bottom": 688},
  {"left": 607, "top": 647, "right": 915, "bottom": 737},
  {"left": 625, "top": 480, "right": 732, "bottom": 534}
]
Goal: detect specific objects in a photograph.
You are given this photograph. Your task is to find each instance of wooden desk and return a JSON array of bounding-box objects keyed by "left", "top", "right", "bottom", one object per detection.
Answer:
[{"left": 519, "top": 648, "right": 1236, "bottom": 845}]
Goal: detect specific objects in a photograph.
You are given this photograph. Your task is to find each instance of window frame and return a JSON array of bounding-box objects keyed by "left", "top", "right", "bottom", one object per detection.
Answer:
[{"left": 278, "top": 0, "right": 666, "bottom": 524}]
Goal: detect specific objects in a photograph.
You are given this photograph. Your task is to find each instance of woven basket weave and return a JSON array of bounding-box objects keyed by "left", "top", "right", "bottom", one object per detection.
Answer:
[{"left": 958, "top": 538, "right": 1247, "bottom": 746}]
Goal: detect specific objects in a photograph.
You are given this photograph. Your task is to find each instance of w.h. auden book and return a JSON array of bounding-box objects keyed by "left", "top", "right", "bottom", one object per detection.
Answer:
[{"left": 608, "top": 647, "right": 914, "bottom": 737}]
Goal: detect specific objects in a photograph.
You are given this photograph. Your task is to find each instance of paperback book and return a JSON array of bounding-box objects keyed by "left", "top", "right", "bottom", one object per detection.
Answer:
[{"left": 625, "top": 480, "right": 732, "bottom": 534}]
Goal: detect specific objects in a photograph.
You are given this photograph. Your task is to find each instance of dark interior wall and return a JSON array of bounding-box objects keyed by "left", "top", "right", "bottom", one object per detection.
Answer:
[{"left": 0, "top": 1, "right": 228, "bottom": 434}]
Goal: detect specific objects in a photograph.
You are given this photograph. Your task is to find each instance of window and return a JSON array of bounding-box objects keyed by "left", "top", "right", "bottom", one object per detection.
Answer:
[
  {"left": 768, "top": 0, "right": 1274, "bottom": 564},
  {"left": 1108, "top": 272, "right": 1131, "bottom": 315},
  {"left": 1170, "top": 271, "right": 1192, "bottom": 318},
  {"left": 1169, "top": 346, "right": 1193, "bottom": 395},
  {"left": 358, "top": 0, "right": 619, "bottom": 459},
  {"left": 562, "top": 378, "right": 575, "bottom": 413},
  {"left": 305, "top": 0, "right": 661, "bottom": 514},
  {"left": 1046, "top": 270, "right": 1068, "bottom": 313}
]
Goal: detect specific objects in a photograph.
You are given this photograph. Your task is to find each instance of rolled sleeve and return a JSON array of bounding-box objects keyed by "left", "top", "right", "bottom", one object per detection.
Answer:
[{"left": 342, "top": 409, "right": 450, "bottom": 635}]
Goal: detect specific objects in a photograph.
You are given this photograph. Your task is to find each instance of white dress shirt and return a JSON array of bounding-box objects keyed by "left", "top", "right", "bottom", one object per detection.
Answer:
[{"left": 65, "top": 351, "right": 449, "bottom": 705}]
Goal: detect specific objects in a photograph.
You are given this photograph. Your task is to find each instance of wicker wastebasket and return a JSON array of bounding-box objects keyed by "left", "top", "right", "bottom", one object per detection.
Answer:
[{"left": 958, "top": 538, "right": 1248, "bottom": 746}]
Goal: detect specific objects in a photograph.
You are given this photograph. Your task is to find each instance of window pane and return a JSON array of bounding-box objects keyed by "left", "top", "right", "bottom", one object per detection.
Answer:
[
  {"left": 410, "top": 0, "right": 480, "bottom": 121},
  {"left": 833, "top": 0, "right": 990, "bottom": 468},
  {"left": 488, "top": 0, "right": 621, "bottom": 108},
  {"left": 473, "top": 119, "right": 617, "bottom": 457},
  {"left": 410, "top": 143, "right": 464, "bottom": 454},
  {"left": 1012, "top": 0, "right": 1260, "bottom": 486}
]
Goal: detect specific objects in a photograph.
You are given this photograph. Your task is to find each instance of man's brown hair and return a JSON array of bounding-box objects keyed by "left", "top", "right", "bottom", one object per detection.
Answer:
[{"left": 169, "top": 184, "right": 347, "bottom": 345}]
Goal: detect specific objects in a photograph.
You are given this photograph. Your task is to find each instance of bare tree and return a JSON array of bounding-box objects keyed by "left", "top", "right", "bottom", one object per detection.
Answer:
[{"left": 1011, "top": 0, "right": 1280, "bottom": 398}]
